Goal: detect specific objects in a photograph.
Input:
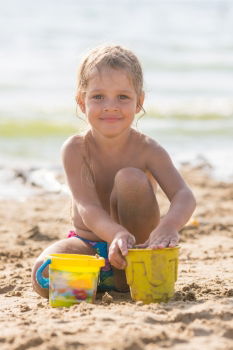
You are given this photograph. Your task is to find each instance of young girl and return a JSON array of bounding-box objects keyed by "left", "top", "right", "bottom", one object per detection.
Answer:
[{"left": 32, "top": 45, "right": 196, "bottom": 297}]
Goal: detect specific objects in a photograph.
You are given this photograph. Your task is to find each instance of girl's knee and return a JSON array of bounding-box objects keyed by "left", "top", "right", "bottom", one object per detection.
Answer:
[
  {"left": 31, "top": 238, "right": 96, "bottom": 299},
  {"left": 114, "top": 167, "right": 150, "bottom": 191},
  {"left": 31, "top": 259, "right": 49, "bottom": 299}
]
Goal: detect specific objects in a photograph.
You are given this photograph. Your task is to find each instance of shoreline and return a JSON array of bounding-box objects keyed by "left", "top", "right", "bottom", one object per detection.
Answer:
[
  {"left": 0, "top": 157, "right": 232, "bottom": 201},
  {"left": 1, "top": 116, "right": 233, "bottom": 192}
]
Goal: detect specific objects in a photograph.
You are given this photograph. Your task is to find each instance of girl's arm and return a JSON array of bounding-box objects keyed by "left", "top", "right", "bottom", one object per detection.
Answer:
[
  {"left": 61, "top": 136, "right": 134, "bottom": 267},
  {"left": 139, "top": 139, "right": 196, "bottom": 248}
]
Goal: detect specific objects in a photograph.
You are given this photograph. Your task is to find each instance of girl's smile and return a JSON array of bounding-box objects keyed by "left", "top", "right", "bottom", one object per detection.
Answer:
[{"left": 100, "top": 116, "right": 123, "bottom": 123}]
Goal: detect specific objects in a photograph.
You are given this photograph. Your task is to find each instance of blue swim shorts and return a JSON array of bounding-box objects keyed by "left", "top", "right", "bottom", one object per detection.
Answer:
[{"left": 67, "top": 231, "right": 116, "bottom": 292}]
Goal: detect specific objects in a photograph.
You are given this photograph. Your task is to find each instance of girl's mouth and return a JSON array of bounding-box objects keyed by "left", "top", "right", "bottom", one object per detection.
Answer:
[{"left": 101, "top": 117, "right": 121, "bottom": 122}]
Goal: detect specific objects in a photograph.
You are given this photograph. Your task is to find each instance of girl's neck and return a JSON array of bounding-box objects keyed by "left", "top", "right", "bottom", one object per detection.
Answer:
[{"left": 88, "top": 127, "right": 134, "bottom": 154}]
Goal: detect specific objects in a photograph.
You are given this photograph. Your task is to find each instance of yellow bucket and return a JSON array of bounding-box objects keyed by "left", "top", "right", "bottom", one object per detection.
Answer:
[
  {"left": 126, "top": 247, "right": 179, "bottom": 304},
  {"left": 36, "top": 254, "right": 105, "bottom": 307}
]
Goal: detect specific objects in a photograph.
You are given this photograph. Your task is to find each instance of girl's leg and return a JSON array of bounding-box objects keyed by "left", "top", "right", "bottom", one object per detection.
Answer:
[
  {"left": 110, "top": 167, "right": 160, "bottom": 291},
  {"left": 31, "top": 237, "right": 95, "bottom": 298},
  {"left": 110, "top": 167, "right": 160, "bottom": 242},
  {"left": 32, "top": 167, "right": 160, "bottom": 297}
]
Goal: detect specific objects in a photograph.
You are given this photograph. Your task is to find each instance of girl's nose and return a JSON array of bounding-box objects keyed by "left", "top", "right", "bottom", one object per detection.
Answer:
[
  {"left": 103, "top": 100, "right": 119, "bottom": 111},
  {"left": 103, "top": 106, "right": 118, "bottom": 111}
]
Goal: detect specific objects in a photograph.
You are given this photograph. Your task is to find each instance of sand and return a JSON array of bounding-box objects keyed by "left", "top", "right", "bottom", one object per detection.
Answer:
[{"left": 0, "top": 164, "right": 233, "bottom": 350}]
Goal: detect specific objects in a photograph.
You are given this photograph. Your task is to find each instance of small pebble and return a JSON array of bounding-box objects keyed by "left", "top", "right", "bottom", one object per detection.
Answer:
[
  {"left": 37, "top": 302, "right": 45, "bottom": 307},
  {"left": 15, "top": 263, "right": 23, "bottom": 268},
  {"left": 20, "top": 304, "right": 31, "bottom": 312},
  {"left": 102, "top": 292, "right": 113, "bottom": 304},
  {"left": 225, "top": 289, "right": 233, "bottom": 297},
  {"left": 13, "top": 291, "right": 22, "bottom": 296}
]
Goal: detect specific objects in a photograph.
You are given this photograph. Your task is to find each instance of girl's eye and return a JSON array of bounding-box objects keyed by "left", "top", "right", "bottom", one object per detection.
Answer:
[
  {"left": 119, "top": 95, "right": 129, "bottom": 100},
  {"left": 92, "top": 95, "right": 103, "bottom": 100}
]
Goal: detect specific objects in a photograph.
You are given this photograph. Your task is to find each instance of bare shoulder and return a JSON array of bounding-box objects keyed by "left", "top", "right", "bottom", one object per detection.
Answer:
[
  {"left": 61, "top": 134, "right": 86, "bottom": 161},
  {"left": 137, "top": 133, "right": 169, "bottom": 161},
  {"left": 143, "top": 135, "right": 160, "bottom": 149},
  {"left": 61, "top": 134, "right": 84, "bottom": 152},
  {"left": 139, "top": 134, "right": 188, "bottom": 199}
]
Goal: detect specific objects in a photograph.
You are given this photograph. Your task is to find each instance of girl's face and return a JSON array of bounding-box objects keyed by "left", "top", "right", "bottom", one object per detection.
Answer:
[{"left": 78, "top": 67, "right": 144, "bottom": 138}]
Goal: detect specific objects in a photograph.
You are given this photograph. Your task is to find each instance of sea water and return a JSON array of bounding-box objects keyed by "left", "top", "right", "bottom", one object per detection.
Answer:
[{"left": 0, "top": 0, "right": 233, "bottom": 196}]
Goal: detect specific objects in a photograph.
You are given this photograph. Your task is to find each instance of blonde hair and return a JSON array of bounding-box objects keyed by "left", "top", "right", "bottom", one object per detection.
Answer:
[{"left": 76, "top": 44, "right": 144, "bottom": 99}]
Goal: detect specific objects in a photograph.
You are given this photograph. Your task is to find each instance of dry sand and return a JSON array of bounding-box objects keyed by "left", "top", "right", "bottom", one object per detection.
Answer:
[{"left": 0, "top": 164, "right": 232, "bottom": 350}]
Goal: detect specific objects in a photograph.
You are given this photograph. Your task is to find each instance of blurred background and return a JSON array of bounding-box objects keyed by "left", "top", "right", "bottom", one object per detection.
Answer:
[{"left": 0, "top": 0, "right": 233, "bottom": 195}]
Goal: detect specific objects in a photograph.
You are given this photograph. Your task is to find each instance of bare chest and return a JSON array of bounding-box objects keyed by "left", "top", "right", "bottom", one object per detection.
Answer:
[{"left": 93, "top": 153, "right": 146, "bottom": 211}]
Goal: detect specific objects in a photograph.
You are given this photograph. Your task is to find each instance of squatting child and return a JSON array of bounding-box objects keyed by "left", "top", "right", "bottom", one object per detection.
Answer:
[{"left": 32, "top": 45, "right": 196, "bottom": 297}]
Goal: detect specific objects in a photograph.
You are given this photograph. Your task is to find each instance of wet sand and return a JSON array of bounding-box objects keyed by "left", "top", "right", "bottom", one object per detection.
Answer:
[{"left": 0, "top": 164, "right": 232, "bottom": 350}]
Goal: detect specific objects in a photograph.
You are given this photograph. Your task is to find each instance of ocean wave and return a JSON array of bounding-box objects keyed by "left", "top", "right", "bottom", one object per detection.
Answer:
[
  {"left": 146, "top": 110, "right": 233, "bottom": 120},
  {"left": 0, "top": 119, "right": 79, "bottom": 138},
  {"left": 1, "top": 114, "right": 233, "bottom": 140}
]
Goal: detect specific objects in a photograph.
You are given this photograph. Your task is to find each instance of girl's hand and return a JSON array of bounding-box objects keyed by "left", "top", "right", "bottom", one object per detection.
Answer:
[
  {"left": 136, "top": 226, "right": 179, "bottom": 249},
  {"left": 108, "top": 231, "right": 136, "bottom": 269}
]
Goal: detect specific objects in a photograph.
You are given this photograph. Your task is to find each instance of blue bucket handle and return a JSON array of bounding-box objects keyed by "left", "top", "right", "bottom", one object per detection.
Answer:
[{"left": 36, "top": 258, "right": 51, "bottom": 288}]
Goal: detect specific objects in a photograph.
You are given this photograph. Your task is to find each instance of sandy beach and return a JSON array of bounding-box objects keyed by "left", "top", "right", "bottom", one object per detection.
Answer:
[
  {"left": 1, "top": 1, "right": 233, "bottom": 349},
  {"left": 0, "top": 164, "right": 232, "bottom": 350}
]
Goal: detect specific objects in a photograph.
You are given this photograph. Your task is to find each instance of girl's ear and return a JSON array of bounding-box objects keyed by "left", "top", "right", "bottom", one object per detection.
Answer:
[
  {"left": 136, "top": 91, "right": 145, "bottom": 114},
  {"left": 76, "top": 93, "right": 86, "bottom": 113}
]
